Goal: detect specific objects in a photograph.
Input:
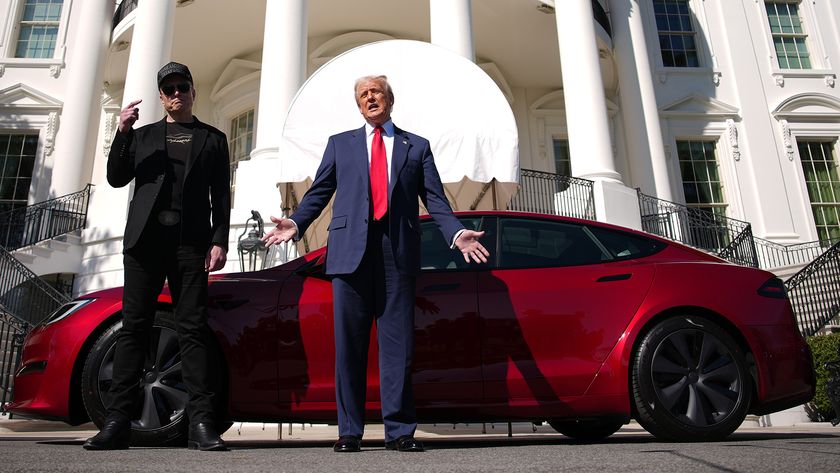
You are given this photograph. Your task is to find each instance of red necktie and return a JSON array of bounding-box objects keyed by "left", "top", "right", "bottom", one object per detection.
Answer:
[{"left": 370, "top": 126, "right": 388, "bottom": 220}]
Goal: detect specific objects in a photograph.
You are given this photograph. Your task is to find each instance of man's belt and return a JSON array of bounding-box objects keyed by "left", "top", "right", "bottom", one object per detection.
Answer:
[{"left": 157, "top": 210, "right": 181, "bottom": 226}]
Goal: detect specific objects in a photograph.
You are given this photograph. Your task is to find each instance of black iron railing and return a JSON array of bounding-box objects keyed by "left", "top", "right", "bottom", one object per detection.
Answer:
[
  {"left": 592, "top": 0, "right": 612, "bottom": 37},
  {"left": 508, "top": 169, "right": 596, "bottom": 220},
  {"left": 0, "top": 245, "right": 70, "bottom": 326},
  {"left": 112, "top": 0, "right": 139, "bottom": 31},
  {"left": 637, "top": 191, "right": 758, "bottom": 267},
  {"left": 754, "top": 236, "right": 840, "bottom": 270},
  {"left": 786, "top": 240, "right": 840, "bottom": 337},
  {"left": 0, "top": 309, "right": 28, "bottom": 410},
  {"left": 0, "top": 184, "right": 92, "bottom": 251}
]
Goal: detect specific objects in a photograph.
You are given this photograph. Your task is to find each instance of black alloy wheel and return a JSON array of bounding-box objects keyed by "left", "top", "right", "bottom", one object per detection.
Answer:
[
  {"left": 631, "top": 316, "right": 752, "bottom": 442},
  {"left": 81, "top": 311, "right": 189, "bottom": 447}
]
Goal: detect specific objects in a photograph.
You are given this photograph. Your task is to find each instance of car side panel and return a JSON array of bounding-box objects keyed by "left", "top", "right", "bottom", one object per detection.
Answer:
[
  {"left": 209, "top": 276, "right": 287, "bottom": 416},
  {"left": 478, "top": 261, "right": 655, "bottom": 412},
  {"left": 586, "top": 263, "right": 814, "bottom": 411}
]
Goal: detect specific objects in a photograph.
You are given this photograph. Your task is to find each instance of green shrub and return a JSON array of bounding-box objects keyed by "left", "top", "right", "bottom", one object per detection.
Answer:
[{"left": 805, "top": 332, "right": 840, "bottom": 422}]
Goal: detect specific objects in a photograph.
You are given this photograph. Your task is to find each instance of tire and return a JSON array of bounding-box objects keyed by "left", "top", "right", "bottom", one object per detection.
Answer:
[
  {"left": 548, "top": 419, "right": 624, "bottom": 442},
  {"left": 631, "top": 316, "right": 752, "bottom": 442},
  {"left": 80, "top": 310, "right": 189, "bottom": 447}
]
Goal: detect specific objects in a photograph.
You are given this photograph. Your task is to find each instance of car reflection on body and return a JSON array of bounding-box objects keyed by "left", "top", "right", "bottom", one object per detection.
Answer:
[{"left": 8, "top": 211, "right": 814, "bottom": 445}]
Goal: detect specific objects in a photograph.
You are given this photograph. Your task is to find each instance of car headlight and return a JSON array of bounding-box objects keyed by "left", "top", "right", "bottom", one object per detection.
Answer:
[{"left": 42, "top": 299, "right": 96, "bottom": 326}]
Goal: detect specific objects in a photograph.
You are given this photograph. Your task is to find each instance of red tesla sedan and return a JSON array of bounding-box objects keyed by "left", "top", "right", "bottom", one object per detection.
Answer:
[{"left": 8, "top": 212, "right": 814, "bottom": 444}]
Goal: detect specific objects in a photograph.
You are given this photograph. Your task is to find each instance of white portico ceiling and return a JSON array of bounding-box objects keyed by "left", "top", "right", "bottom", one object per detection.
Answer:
[{"left": 107, "top": 0, "right": 578, "bottom": 92}]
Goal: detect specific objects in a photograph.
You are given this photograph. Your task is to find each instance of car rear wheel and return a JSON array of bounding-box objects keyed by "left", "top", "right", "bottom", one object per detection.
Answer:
[
  {"left": 548, "top": 418, "right": 624, "bottom": 442},
  {"left": 80, "top": 310, "right": 188, "bottom": 447},
  {"left": 631, "top": 316, "right": 752, "bottom": 442}
]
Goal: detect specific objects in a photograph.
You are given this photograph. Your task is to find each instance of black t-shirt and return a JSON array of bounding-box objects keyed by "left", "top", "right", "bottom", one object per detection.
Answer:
[{"left": 164, "top": 120, "right": 194, "bottom": 211}]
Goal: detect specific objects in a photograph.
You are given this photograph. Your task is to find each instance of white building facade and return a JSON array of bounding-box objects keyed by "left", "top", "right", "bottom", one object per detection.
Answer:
[{"left": 0, "top": 0, "right": 839, "bottom": 296}]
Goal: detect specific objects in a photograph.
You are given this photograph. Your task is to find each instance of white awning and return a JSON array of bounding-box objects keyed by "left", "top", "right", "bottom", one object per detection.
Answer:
[{"left": 278, "top": 40, "right": 519, "bottom": 251}]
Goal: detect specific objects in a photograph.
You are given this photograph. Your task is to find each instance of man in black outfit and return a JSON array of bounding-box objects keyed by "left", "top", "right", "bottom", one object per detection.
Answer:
[{"left": 83, "top": 62, "right": 231, "bottom": 451}]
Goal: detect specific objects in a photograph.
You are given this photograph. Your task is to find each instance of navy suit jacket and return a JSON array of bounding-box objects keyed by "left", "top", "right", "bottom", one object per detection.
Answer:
[{"left": 291, "top": 124, "right": 463, "bottom": 275}]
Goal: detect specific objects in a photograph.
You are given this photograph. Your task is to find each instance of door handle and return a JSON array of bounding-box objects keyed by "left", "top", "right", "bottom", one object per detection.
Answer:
[{"left": 596, "top": 274, "right": 632, "bottom": 282}]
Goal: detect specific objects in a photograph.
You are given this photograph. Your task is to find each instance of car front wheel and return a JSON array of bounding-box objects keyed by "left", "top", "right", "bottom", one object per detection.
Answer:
[
  {"left": 631, "top": 316, "right": 752, "bottom": 442},
  {"left": 80, "top": 310, "right": 189, "bottom": 447}
]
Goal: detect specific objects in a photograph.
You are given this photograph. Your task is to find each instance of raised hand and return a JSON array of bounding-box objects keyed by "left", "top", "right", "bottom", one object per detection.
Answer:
[
  {"left": 454, "top": 230, "right": 490, "bottom": 264},
  {"left": 260, "top": 216, "right": 299, "bottom": 247},
  {"left": 118, "top": 99, "right": 142, "bottom": 133}
]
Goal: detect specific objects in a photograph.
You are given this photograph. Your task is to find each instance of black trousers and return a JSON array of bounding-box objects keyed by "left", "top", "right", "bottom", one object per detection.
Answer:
[{"left": 107, "top": 223, "right": 216, "bottom": 426}]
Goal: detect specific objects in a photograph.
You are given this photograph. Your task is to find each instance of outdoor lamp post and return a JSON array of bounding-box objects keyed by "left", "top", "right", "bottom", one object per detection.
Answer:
[{"left": 237, "top": 210, "right": 269, "bottom": 272}]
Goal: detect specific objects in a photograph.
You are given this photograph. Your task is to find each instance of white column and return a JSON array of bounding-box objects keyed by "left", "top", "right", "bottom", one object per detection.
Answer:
[
  {"left": 610, "top": 0, "right": 673, "bottom": 200},
  {"left": 232, "top": 0, "right": 308, "bottom": 262},
  {"left": 49, "top": 0, "right": 115, "bottom": 196},
  {"left": 121, "top": 0, "right": 176, "bottom": 124},
  {"left": 89, "top": 0, "right": 175, "bottom": 232},
  {"left": 429, "top": 0, "right": 474, "bottom": 61},
  {"left": 252, "top": 0, "right": 308, "bottom": 157},
  {"left": 554, "top": 0, "right": 621, "bottom": 183},
  {"left": 78, "top": 0, "right": 178, "bottom": 293},
  {"left": 554, "top": 1, "right": 640, "bottom": 229}
]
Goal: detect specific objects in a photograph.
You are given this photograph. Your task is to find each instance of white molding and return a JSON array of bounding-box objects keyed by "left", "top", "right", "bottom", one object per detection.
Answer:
[
  {"left": 111, "top": 5, "right": 137, "bottom": 43},
  {"left": 309, "top": 31, "right": 396, "bottom": 69},
  {"left": 0, "top": 82, "right": 64, "bottom": 110},
  {"left": 209, "top": 58, "right": 261, "bottom": 102},
  {"left": 659, "top": 93, "right": 741, "bottom": 119},
  {"left": 780, "top": 119, "right": 795, "bottom": 161},
  {"left": 727, "top": 119, "right": 741, "bottom": 162},
  {"left": 44, "top": 111, "right": 58, "bottom": 155},
  {"left": 772, "top": 92, "right": 840, "bottom": 121},
  {"left": 210, "top": 65, "right": 260, "bottom": 132},
  {"left": 476, "top": 61, "right": 513, "bottom": 104}
]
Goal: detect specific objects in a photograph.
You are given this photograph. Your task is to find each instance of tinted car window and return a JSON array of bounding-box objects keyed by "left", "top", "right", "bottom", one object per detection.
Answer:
[
  {"left": 420, "top": 217, "right": 488, "bottom": 271},
  {"left": 587, "top": 226, "right": 666, "bottom": 260},
  {"left": 499, "top": 218, "right": 611, "bottom": 269}
]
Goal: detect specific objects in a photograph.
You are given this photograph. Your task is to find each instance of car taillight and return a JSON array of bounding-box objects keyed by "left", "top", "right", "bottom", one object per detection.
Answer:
[{"left": 757, "top": 277, "right": 787, "bottom": 299}]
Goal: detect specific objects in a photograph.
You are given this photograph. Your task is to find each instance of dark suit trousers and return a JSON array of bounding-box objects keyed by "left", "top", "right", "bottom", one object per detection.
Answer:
[
  {"left": 107, "top": 223, "right": 216, "bottom": 426},
  {"left": 332, "top": 219, "right": 417, "bottom": 441}
]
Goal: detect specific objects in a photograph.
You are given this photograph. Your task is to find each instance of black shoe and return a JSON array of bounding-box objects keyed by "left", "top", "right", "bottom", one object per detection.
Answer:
[
  {"left": 385, "top": 435, "right": 424, "bottom": 452},
  {"left": 333, "top": 435, "right": 362, "bottom": 453},
  {"left": 188, "top": 423, "right": 227, "bottom": 451},
  {"left": 82, "top": 419, "right": 131, "bottom": 450}
]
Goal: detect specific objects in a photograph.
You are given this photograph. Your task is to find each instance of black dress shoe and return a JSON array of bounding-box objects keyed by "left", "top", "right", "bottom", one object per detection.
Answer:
[
  {"left": 385, "top": 435, "right": 424, "bottom": 452},
  {"left": 83, "top": 419, "right": 131, "bottom": 450},
  {"left": 333, "top": 435, "right": 362, "bottom": 453},
  {"left": 188, "top": 422, "right": 227, "bottom": 451}
]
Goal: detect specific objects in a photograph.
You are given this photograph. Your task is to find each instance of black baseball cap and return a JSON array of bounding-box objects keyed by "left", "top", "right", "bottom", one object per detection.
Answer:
[{"left": 157, "top": 62, "right": 193, "bottom": 87}]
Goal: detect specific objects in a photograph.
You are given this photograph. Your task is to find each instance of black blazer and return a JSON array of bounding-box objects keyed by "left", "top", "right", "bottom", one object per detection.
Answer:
[{"left": 107, "top": 117, "right": 231, "bottom": 252}]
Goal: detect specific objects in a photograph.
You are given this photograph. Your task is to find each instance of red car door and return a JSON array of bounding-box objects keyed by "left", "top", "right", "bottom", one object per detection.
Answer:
[
  {"left": 480, "top": 217, "right": 655, "bottom": 407},
  {"left": 412, "top": 217, "right": 487, "bottom": 407}
]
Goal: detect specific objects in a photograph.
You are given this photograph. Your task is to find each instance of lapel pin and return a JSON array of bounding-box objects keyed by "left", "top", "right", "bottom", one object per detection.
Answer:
[{"left": 402, "top": 140, "right": 408, "bottom": 144}]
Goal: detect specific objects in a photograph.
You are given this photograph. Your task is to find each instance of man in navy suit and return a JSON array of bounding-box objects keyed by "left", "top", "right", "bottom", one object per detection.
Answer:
[{"left": 262, "top": 75, "right": 488, "bottom": 452}]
